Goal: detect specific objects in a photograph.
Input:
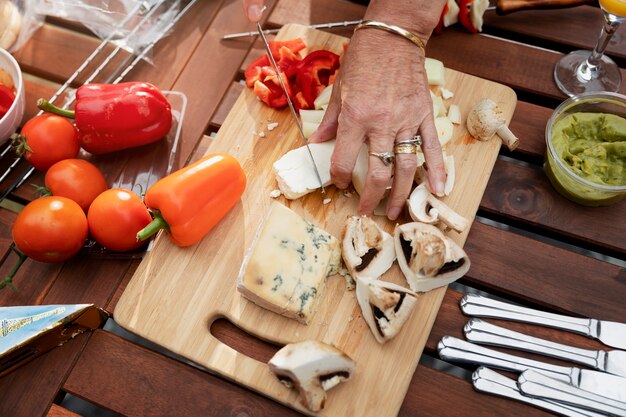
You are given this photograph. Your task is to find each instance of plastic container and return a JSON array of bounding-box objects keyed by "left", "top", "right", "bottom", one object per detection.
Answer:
[
  {"left": 545, "top": 92, "right": 626, "bottom": 206},
  {"left": 0, "top": 48, "right": 24, "bottom": 142}
]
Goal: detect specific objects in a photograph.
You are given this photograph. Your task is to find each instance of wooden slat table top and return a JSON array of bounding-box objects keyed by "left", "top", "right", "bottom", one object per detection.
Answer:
[{"left": 0, "top": 0, "right": 624, "bottom": 416}]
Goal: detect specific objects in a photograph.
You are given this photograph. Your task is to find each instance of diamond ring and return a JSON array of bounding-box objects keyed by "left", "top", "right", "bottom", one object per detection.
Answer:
[
  {"left": 368, "top": 151, "right": 395, "bottom": 166},
  {"left": 395, "top": 135, "right": 422, "bottom": 147}
]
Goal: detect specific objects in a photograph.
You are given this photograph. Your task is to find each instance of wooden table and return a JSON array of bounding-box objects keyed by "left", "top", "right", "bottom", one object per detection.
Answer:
[{"left": 1, "top": 1, "right": 624, "bottom": 416}]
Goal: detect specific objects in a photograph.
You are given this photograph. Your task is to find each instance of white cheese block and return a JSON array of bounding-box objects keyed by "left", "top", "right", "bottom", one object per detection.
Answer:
[
  {"left": 425, "top": 58, "right": 445, "bottom": 86},
  {"left": 273, "top": 141, "right": 335, "bottom": 199},
  {"left": 237, "top": 202, "right": 340, "bottom": 324}
]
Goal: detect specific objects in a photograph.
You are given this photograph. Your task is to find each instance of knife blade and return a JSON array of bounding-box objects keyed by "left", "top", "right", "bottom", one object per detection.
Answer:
[
  {"left": 460, "top": 294, "right": 626, "bottom": 350},
  {"left": 256, "top": 23, "right": 326, "bottom": 194},
  {"left": 437, "top": 336, "right": 626, "bottom": 402},
  {"left": 465, "top": 318, "right": 626, "bottom": 378},
  {"left": 518, "top": 369, "right": 626, "bottom": 416},
  {"left": 473, "top": 367, "right": 606, "bottom": 417}
]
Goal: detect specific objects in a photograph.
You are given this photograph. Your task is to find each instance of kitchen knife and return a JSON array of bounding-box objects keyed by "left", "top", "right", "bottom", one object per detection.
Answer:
[
  {"left": 518, "top": 369, "right": 626, "bottom": 416},
  {"left": 473, "top": 367, "right": 606, "bottom": 417},
  {"left": 256, "top": 22, "right": 326, "bottom": 194},
  {"left": 437, "top": 336, "right": 626, "bottom": 402},
  {"left": 465, "top": 318, "right": 626, "bottom": 378},
  {"left": 460, "top": 294, "right": 626, "bottom": 350}
]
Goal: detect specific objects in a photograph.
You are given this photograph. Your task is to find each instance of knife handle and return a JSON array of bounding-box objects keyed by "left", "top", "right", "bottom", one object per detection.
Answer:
[
  {"left": 461, "top": 294, "right": 596, "bottom": 338},
  {"left": 496, "top": 0, "right": 595, "bottom": 15},
  {"left": 438, "top": 336, "right": 573, "bottom": 383},
  {"left": 518, "top": 370, "right": 626, "bottom": 416},
  {"left": 465, "top": 319, "right": 602, "bottom": 370},
  {"left": 473, "top": 367, "right": 606, "bottom": 417}
]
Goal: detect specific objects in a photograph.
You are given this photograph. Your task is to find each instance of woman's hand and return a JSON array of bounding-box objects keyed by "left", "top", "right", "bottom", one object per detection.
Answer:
[
  {"left": 242, "top": 0, "right": 265, "bottom": 22},
  {"left": 309, "top": 28, "right": 446, "bottom": 220}
]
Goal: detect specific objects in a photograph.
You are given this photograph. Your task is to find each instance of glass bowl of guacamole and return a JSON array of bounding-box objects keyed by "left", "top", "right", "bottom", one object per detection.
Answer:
[{"left": 545, "top": 92, "right": 626, "bottom": 206}]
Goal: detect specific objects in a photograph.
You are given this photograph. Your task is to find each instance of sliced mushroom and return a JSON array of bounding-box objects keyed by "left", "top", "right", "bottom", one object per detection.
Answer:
[
  {"left": 466, "top": 98, "right": 519, "bottom": 151},
  {"left": 394, "top": 222, "right": 470, "bottom": 292},
  {"left": 341, "top": 216, "right": 396, "bottom": 279},
  {"left": 356, "top": 277, "right": 418, "bottom": 344},
  {"left": 407, "top": 184, "right": 469, "bottom": 233},
  {"left": 268, "top": 340, "right": 355, "bottom": 412}
]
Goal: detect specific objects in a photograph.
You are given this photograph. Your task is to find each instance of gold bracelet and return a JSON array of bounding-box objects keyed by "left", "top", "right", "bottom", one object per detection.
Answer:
[{"left": 354, "top": 20, "right": 425, "bottom": 51}]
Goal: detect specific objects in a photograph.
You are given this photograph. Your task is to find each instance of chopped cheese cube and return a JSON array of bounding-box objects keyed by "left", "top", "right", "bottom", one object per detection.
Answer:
[{"left": 237, "top": 202, "right": 339, "bottom": 324}]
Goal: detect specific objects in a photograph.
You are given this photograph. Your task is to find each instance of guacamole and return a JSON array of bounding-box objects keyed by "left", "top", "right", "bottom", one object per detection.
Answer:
[{"left": 551, "top": 112, "right": 626, "bottom": 187}]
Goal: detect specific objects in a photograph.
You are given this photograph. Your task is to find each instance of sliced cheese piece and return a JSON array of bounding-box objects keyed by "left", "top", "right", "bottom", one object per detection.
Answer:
[
  {"left": 430, "top": 91, "right": 446, "bottom": 118},
  {"left": 435, "top": 116, "right": 454, "bottom": 148},
  {"left": 447, "top": 104, "right": 461, "bottom": 125},
  {"left": 351, "top": 145, "right": 369, "bottom": 195},
  {"left": 443, "top": 0, "right": 460, "bottom": 27},
  {"left": 237, "top": 202, "right": 340, "bottom": 324},
  {"left": 273, "top": 141, "right": 335, "bottom": 199},
  {"left": 302, "top": 121, "right": 320, "bottom": 139},
  {"left": 300, "top": 109, "right": 326, "bottom": 124},
  {"left": 425, "top": 58, "right": 445, "bottom": 86},
  {"left": 314, "top": 84, "right": 333, "bottom": 109},
  {"left": 356, "top": 277, "right": 417, "bottom": 344}
]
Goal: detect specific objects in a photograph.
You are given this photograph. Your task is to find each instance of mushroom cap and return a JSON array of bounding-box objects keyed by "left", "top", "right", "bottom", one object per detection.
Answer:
[
  {"left": 356, "top": 277, "right": 418, "bottom": 344},
  {"left": 268, "top": 340, "right": 355, "bottom": 412},
  {"left": 341, "top": 216, "right": 396, "bottom": 279},
  {"left": 408, "top": 183, "right": 469, "bottom": 233},
  {"left": 466, "top": 98, "right": 505, "bottom": 141},
  {"left": 394, "top": 222, "right": 470, "bottom": 292}
]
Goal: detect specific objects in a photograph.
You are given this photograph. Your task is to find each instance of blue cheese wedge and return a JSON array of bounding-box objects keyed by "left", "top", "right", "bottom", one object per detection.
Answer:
[{"left": 237, "top": 202, "right": 340, "bottom": 324}]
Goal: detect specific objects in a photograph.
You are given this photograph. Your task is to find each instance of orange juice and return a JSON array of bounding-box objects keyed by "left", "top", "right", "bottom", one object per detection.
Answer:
[{"left": 600, "top": 0, "right": 626, "bottom": 17}]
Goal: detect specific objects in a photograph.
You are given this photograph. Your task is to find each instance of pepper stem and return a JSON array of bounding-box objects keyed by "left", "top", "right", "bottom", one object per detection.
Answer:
[
  {"left": 0, "top": 248, "right": 27, "bottom": 292},
  {"left": 37, "top": 99, "right": 76, "bottom": 119},
  {"left": 137, "top": 211, "right": 170, "bottom": 242}
]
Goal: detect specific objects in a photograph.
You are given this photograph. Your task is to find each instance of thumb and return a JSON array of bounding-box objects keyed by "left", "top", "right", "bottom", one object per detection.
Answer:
[{"left": 243, "top": 0, "right": 265, "bottom": 22}]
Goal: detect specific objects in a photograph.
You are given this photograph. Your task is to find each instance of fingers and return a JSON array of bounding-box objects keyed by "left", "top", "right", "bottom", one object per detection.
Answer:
[
  {"left": 386, "top": 133, "right": 418, "bottom": 220},
  {"left": 419, "top": 115, "right": 446, "bottom": 196},
  {"left": 242, "top": 0, "right": 264, "bottom": 22},
  {"left": 328, "top": 103, "right": 366, "bottom": 190},
  {"left": 358, "top": 138, "right": 394, "bottom": 216}
]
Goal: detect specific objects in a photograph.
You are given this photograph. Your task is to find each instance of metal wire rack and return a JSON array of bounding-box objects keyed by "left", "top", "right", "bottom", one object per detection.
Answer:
[{"left": 0, "top": 0, "right": 199, "bottom": 202}]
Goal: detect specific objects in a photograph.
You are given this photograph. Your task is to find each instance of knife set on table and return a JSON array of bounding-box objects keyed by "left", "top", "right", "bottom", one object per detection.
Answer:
[{"left": 439, "top": 294, "right": 626, "bottom": 416}]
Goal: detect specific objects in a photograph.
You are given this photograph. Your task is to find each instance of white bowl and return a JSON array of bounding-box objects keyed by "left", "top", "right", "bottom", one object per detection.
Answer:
[{"left": 0, "top": 48, "right": 25, "bottom": 142}]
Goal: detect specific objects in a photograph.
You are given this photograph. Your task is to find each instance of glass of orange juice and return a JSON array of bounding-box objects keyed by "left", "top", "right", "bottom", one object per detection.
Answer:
[{"left": 554, "top": 0, "right": 626, "bottom": 96}]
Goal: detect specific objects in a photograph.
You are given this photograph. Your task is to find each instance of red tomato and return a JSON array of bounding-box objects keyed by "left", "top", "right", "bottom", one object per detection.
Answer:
[
  {"left": 13, "top": 196, "right": 88, "bottom": 263},
  {"left": 15, "top": 114, "right": 80, "bottom": 171},
  {"left": 88, "top": 188, "right": 152, "bottom": 252},
  {"left": 45, "top": 159, "right": 108, "bottom": 212}
]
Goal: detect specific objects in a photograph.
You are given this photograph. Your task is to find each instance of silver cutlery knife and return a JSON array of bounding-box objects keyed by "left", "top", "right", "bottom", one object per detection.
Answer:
[
  {"left": 465, "top": 318, "right": 626, "bottom": 378},
  {"left": 473, "top": 367, "right": 606, "bottom": 417},
  {"left": 437, "top": 336, "right": 626, "bottom": 401},
  {"left": 256, "top": 22, "right": 326, "bottom": 194},
  {"left": 460, "top": 294, "right": 626, "bottom": 350},
  {"left": 518, "top": 369, "right": 626, "bottom": 416}
]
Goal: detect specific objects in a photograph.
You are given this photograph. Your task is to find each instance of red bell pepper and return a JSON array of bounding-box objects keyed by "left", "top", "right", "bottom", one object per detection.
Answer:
[
  {"left": 294, "top": 50, "right": 340, "bottom": 110},
  {"left": 136, "top": 153, "right": 247, "bottom": 247},
  {"left": 0, "top": 84, "right": 15, "bottom": 119},
  {"left": 38, "top": 81, "right": 172, "bottom": 155}
]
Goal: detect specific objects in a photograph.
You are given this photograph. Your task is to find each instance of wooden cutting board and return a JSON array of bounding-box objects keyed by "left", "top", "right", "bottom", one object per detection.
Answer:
[{"left": 115, "top": 24, "right": 516, "bottom": 417}]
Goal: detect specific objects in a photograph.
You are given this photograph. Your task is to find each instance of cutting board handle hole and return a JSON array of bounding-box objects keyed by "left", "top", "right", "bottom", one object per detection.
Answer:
[{"left": 210, "top": 317, "right": 281, "bottom": 363}]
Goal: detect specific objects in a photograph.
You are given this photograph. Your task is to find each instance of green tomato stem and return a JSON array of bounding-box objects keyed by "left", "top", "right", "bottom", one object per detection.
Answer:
[
  {"left": 0, "top": 248, "right": 27, "bottom": 292},
  {"left": 136, "top": 211, "right": 170, "bottom": 242},
  {"left": 37, "top": 99, "right": 76, "bottom": 119}
]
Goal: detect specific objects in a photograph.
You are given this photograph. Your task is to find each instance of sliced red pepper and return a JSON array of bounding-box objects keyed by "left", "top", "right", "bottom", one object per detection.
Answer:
[
  {"left": 458, "top": 0, "right": 478, "bottom": 33},
  {"left": 294, "top": 50, "right": 340, "bottom": 110},
  {"left": 244, "top": 55, "right": 269, "bottom": 87},
  {"left": 253, "top": 78, "right": 288, "bottom": 108},
  {"left": 0, "top": 85, "right": 15, "bottom": 116},
  {"left": 269, "top": 38, "right": 306, "bottom": 58}
]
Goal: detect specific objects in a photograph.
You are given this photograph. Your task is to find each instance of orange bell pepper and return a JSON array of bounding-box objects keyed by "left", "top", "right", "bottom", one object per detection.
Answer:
[{"left": 137, "top": 153, "right": 246, "bottom": 247}]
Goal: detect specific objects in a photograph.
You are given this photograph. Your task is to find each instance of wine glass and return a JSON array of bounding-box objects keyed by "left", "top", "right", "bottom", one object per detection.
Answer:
[{"left": 554, "top": 0, "right": 626, "bottom": 97}]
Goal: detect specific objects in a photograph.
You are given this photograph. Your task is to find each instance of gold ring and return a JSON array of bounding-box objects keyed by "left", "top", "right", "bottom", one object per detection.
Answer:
[
  {"left": 394, "top": 144, "right": 418, "bottom": 154},
  {"left": 395, "top": 135, "right": 422, "bottom": 147},
  {"left": 368, "top": 151, "right": 395, "bottom": 166}
]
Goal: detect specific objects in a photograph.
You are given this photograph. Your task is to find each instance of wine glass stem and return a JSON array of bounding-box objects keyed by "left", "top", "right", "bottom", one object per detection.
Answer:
[{"left": 588, "top": 19, "right": 621, "bottom": 67}]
